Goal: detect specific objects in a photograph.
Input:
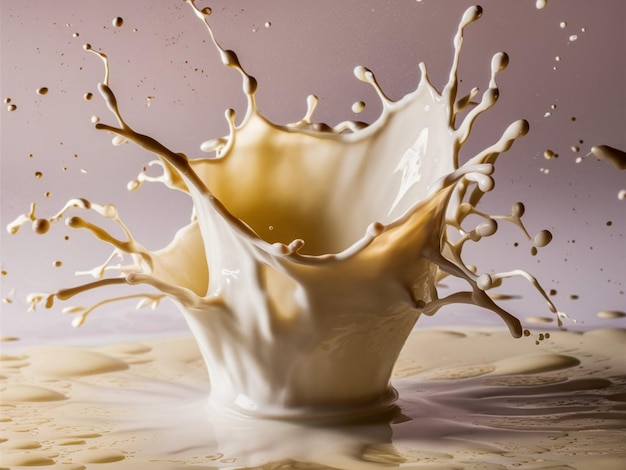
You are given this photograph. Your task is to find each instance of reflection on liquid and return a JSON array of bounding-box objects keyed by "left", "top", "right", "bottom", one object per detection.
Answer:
[{"left": 1, "top": 328, "right": 624, "bottom": 469}]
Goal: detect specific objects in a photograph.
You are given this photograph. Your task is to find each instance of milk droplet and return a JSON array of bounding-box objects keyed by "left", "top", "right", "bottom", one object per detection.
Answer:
[
  {"left": 543, "top": 149, "right": 557, "bottom": 159},
  {"left": 264, "top": 21, "right": 272, "bottom": 28},
  {"left": 618, "top": 189, "right": 626, "bottom": 200},
  {"left": 34, "top": 171, "right": 43, "bottom": 179},
  {"left": 597, "top": 310, "right": 626, "bottom": 319},
  {"left": 533, "top": 230, "right": 553, "bottom": 247},
  {"left": 526, "top": 316, "right": 554, "bottom": 324},
  {"left": 535, "top": 0, "right": 547, "bottom": 9},
  {"left": 73, "top": 32, "right": 80, "bottom": 38},
  {"left": 511, "top": 202, "right": 525, "bottom": 218},
  {"left": 7, "top": 104, "right": 17, "bottom": 111},
  {"left": 559, "top": 21, "right": 567, "bottom": 28},
  {"left": 569, "top": 34, "right": 578, "bottom": 42},
  {"left": 477, "top": 274, "right": 493, "bottom": 290},
  {"left": 127, "top": 179, "right": 140, "bottom": 191},
  {"left": 36, "top": 87, "right": 49, "bottom": 95},
  {"left": 476, "top": 219, "right": 497, "bottom": 237},
  {"left": 351, "top": 101, "right": 366, "bottom": 113},
  {"left": 112, "top": 17, "right": 124, "bottom": 28},
  {"left": 4, "top": 97, "right": 11, "bottom": 104},
  {"left": 590, "top": 145, "right": 626, "bottom": 170},
  {"left": 32, "top": 219, "right": 50, "bottom": 235},
  {"left": 84, "top": 92, "right": 94, "bottom": 101},
  {"left": 53, "top": 261, "right": 63, "bottom": 267},
  {"left": 112, "top": 135, "right": 126, "bottom": 146}
]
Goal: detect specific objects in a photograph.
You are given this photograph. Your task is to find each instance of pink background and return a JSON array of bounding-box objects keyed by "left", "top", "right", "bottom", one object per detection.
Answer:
[{"left": 1, "top": 0, "right": 624, "bottom": 345}]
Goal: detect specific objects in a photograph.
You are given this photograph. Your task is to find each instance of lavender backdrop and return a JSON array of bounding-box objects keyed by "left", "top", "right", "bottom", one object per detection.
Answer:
[{"left": 1, "top": 0, "right": 624, "bottom": 345}]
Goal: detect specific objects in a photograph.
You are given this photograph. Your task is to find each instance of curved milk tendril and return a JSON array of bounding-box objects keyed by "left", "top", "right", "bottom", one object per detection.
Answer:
[{"left": 7, "top": 4, "right": 559, "bottom": 419}]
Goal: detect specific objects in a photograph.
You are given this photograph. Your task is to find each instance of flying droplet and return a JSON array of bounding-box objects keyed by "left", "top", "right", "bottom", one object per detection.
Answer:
[
  {"left": 33, "top": 218, "right": 50, "bottom": 235},
  {"left": 112, "top": 17, "right": 124, "bottom": 28},
  {"left": 511, "top": 202, "right": 525, "bottom": 218},
  {"left": 351, "top": 101, "right": 366, "bottom": 113},
  {"left": 533, "top": 230, "right": 553, "bottom": 247},
  {"left": 597, "top": 310, "right": 626, "bottom": 319},
  {"left": 543, "top": 149, "right": 557, "bottom": 159},
  {"left": 590, "top": 145, "right": 626, "bottom": 170},
  {"left": 36, "top": 87, "right": 49, "bottom": 95}
]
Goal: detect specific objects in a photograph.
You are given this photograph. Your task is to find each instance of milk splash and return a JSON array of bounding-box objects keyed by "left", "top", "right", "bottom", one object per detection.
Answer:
[{"left": 8, "top": 3, "right": 558, "bottom": 419}]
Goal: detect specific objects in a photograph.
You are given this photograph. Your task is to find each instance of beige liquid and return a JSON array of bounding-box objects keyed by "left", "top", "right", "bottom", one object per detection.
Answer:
[
  {"left": 6, "top": 4, "right": 565, "bottom": 419},
  {"left": 1, "top": 328, "right": 625, "bottom": 468},
  {"left": 2, "top": 2, "right": 626, "bottom": 468}
]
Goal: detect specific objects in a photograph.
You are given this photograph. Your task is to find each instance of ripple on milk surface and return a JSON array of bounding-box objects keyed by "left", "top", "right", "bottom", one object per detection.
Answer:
[{"left": 1, "top": 328, "right": 625, "bottom": 469}]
